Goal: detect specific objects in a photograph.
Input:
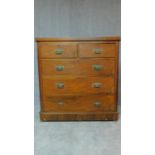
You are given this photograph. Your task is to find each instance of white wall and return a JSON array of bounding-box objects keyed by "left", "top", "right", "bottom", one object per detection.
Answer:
[{"left": 34, "top": 0, "right": 121, "bottom": 37}]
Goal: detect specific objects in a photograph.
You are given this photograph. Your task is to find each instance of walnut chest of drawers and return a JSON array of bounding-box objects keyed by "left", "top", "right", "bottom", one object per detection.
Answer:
[{"left": 36, "top": 36, "right": 120, "bottom": 121}]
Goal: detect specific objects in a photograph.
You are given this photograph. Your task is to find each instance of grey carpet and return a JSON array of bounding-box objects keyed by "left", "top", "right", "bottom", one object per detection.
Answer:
[{"left": 34, "top": 102, "right": 120, "bottom": 155}]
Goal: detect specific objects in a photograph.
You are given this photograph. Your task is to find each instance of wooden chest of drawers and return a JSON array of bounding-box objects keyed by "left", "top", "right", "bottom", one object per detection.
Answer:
[{"left": 36, "top": 37, "right": 120, "bottom": 121}]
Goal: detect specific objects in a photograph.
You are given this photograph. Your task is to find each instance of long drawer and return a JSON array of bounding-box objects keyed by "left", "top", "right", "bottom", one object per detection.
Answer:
[
  {"left": 42, "top": 95, "right": 116, "bottom": 112},
  {"left": 41, "top": 59, "right": 115, "bottom": 76},
  {"left": 42, "top": 77, "right": 115, "bottom": 96}
]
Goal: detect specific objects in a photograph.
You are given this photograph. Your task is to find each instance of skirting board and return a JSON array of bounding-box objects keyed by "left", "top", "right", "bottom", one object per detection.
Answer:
[{"left": 40, "top": 112, "right": 118, "bottom": 121}]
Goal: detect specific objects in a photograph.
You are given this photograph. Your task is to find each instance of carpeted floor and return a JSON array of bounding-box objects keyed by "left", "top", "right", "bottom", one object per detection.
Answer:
[{"left": 34, "top": 100, "right": 121, "bottom": 155}]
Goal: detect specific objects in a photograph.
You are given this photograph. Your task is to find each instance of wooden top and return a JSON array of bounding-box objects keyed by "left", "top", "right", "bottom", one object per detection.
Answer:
[{"left": 35, "top": 36, "right": 120, "bottom": 42}]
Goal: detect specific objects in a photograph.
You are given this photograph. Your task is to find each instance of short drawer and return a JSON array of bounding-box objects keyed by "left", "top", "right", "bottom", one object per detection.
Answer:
[
  {"left": 42, "top": 77, "right": 115, "bottom": 96},
  {"left": 41, "top": 59, "right": 78, "bottom": 76},
  {"left": 39, "top": 44, "right": 77, "bottom": 58},
  {"left": 78, "top": 43, "right": 116, "bottom": 58},
  {"left": 78, "top": 59, "right": 115, "bottom": 76},
  {"left": 42, "top": 95, "right": 116, "bottom": 112}
]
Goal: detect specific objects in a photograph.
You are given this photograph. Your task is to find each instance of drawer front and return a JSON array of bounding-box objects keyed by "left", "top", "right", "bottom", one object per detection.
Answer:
[
  {"left": 42, "top": 77, "right": 114, "bottom": 96},
  {"left": 41, "top": 59, "right": 78, "bottom": 76},
  {"left": 79, "top": 43, "right": 116, "bottom": 58},
  {"left": 79, "top": 59, "right": 115, "bottom": 76},
  {"left": 41, "top": 59, "right": 115, "bottom": 76},
  {"left": 39, "top": 44, "right": 77, "bottom": 58},
  {"left": 42, "top": 95, "right": 116, "bottom": 112}
]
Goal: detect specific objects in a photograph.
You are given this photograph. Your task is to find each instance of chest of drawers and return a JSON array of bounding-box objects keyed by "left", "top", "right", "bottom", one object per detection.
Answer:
[{"left": 36, "top": 37, "right": 120, "bottom": 121}]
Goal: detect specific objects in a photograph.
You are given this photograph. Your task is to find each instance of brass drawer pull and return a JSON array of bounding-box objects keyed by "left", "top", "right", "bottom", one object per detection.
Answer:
[
  {"left": 93, "top": 48, "right": 103, "bottom": 54},
  {"left": 92, "top": 82, "right": 102, "bottom": 88},
  {"left": 56, "top": 83, "right": 64, "bottom": 89},
  {"left": 92, "top": 64, "right": 103, "bottom": 71},
  {"left": 94, "top": 102, "right": 101, "bottom": 107},
  {"left": 57, "top": 101, "right": 64, "bottom": 106},
  {"left": 55, "top": 65, "right": 64, "bottom": 71},
  {"left": 55, "top": 48, "right": 64, "bottom": 55}
]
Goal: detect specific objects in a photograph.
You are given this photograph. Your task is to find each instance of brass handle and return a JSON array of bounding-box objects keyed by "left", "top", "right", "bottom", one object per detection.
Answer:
[
  {"left": 93, "top": 64, "right": 103, "bottom": 71},
  {"left": 93, "top": 48, "right": 103, "bottom": 54},
  {"left": 57, "top": 101, "right": 64, "bottom": 106},
  {"left": 55, "top": 48, "right": 63, "bottom": 55},
  {"left": 92, "top": 82, "right": 102, "bottom": 88},
  {"left": 94, "top": 102, "right": 101, "bottom": 107},
  {"left": 56, "top": 83, "right": 64, "bottom": 89},
  {"left": 55, "top": 66, "right": 64, "bottom": 71}
]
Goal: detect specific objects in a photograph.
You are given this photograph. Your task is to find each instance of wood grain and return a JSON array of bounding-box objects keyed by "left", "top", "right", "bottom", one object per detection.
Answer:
[
  {"left": 36, "top": 37, "right": 120, "bottom": 121},
  {"left": 39, "top": 44, "right": 77, "bottom": 58},
  {"left": 78, "top": 59, "right": 115, "bottom": 76},
  {"left": 40, "top": 58, "right": 115, "bottom": 76},
  {"left": 42, "top": 95, "right": 116, "bottom": 112},
  {"left": 79, "top": 43, "right": 117, "bottom": 58},
  {"left": 40, "top": 112, "right": 118, "bottom": 121},
  {"left": 42, "top": 76, "right": 115, "bottom": 95},
  {"left": 36, "top": 36, "right": 120, "bottom": 42},
  {"left": 40, "top": 59, "right": 78, "bottom": 76}
]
